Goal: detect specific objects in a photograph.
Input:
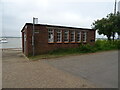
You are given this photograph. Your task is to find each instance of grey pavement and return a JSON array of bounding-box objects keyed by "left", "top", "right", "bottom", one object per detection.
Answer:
[
  {"left": 43, "top": 50, "right": 118, "bottom": 88},
  {"left": 3, "top": 50, "right": 95, "bottom": 88}
]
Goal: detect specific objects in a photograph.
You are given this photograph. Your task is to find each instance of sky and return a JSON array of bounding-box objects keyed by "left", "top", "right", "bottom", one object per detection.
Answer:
[{"left": 1, "top": 0, "right": 120, "bottom": 38}]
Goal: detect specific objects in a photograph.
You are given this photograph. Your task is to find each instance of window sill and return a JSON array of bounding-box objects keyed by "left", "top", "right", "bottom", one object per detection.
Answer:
[
  {"left": 48, "top": 42, "right": 84, "bottom": 44},
  {"left": 83, "top": 41, "right": 87, "bottom": 43},
  {"left": 64, "top": 42, "right": 69, "bottom": 43},
  {"left": 56, "top": 42, "right": 62, "bottom": 44},
  {"left": 48, "top": 42, "right": 54, "bottom": 44},
  {"left": 76, "top": 42, "right": 81, "bottom": 43},
  {"left": 70, "top": 42, "right": 76, "bottom": 43}
]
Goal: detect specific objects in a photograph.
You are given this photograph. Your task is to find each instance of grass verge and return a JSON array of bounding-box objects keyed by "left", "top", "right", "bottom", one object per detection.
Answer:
[{"left": 29, "top": 40, "right": 120, "bottom": 60}]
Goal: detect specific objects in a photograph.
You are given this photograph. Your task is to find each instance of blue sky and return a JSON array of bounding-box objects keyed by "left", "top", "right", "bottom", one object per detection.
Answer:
[{"left": 1, "top": 0, "right": 120, "bottom": 38}]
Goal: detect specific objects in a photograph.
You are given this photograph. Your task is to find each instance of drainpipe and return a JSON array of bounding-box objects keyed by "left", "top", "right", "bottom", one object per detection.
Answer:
[{"left": 32, "top": 17, "right": 35, "bottom": 56}]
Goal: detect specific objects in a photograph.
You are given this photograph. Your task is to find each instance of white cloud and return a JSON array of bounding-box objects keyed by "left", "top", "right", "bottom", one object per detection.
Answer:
[
  {"left": 43, "top": 0, "right": 116, "bottom": 3},
  {"left": 1, "top": 0, "right": 118, "bottom": 37}
]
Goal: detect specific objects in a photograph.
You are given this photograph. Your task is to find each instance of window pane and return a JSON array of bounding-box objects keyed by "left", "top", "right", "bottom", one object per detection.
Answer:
[
  {"left": 83, "top": 32, "right": 87, "bottom": 42},
  {"left": 48, "top": 29, "right": 54, "bottom": 43},
  {"left": 77, "top": 31, "right": 81, "bottom": 42},
  {"left": 57, "top": 30, "right": 62, "bottom": 42},
  {"left": 71, "top": 31, "right": 75, "bottom": 42},
  {"left": 64, "top": 30, "right": 69, "bottom": 42}
]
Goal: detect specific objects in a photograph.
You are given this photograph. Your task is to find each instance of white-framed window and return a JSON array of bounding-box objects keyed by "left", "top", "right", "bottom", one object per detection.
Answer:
[
  {"left": 64, "top": 30, "right": 69, "bottom": 42},
  {"left": 25, "top": 26, "right": 27, "bottom": 29},
  {"left": 24, "top": 33, "right": 26, "bottom": 42},
  {"left": 35, "top": 30, "right": 39, "bottom": 34},
  {"left": 70, "top": 31, "right": 75, "bottom": 42},
  {"left": 77, "top": 31, "right": 81, "bottom": 42},
  {"left": 83, "top": 32, "right": 87, "bottom": 42},
  {"left": 48, "top": 29, "right": 54, "bottom": 43},
  {"left": 56, "top": 30, "right": 62, "bottom": 42}
]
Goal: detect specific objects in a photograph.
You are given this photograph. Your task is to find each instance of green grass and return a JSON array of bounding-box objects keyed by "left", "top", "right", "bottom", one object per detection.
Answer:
[
  {"left": 94, "top": 40, "right": 120, "bottom": 51},
  {"left": 29, "top": 40, "right": 120, "bottom": 60}
]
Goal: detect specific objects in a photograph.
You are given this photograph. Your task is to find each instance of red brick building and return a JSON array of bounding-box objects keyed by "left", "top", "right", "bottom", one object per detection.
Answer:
[{"left": 21, "top": 23, "right": 96, "bottom": 56}]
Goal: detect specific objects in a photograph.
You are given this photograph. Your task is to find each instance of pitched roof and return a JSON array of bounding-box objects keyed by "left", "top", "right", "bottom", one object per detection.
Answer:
[{"left": 21, "top": 23, "right": 95, "bottom": 32}]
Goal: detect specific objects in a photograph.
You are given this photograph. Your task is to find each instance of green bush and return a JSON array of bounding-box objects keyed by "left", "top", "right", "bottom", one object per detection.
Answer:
[
  {"left": 94, "top": 40, "right": 120, "bottom": 50},
  {"left": 78, "top": 44, "right": 95, "bottom": 53},
  {"left": 48, "top": 40, "right": 120, "bottom": 55},
  {"left": 29, "top": 40, "right": 120, "bottom": 60}
]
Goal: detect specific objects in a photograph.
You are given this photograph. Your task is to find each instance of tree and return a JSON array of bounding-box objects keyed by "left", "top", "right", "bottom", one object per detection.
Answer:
[
  {"left": 92, "top": 12, "right": 120, "bottom": 40},
  {"left": 92, "top": 18, "right": 113, "bottom": 40},
  {"left": 115, "top": 12, "right": 120, "bottom": 39}
]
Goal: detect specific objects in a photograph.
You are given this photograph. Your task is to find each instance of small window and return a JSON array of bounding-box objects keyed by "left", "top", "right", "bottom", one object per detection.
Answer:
[
  {"left": 64, "top": 30, "right": 69, "bottom": 42},
  {"left": 70, "top": 31, "right": 75, "bottom": 42},
  {"left": 25, "top": 26, "right": 27, "bottom": 29},
  {"left": 77, "top": 31, "right": 81, "bottom": 42},
  {"left": 56, "top": 30, "right": 62, "bottom": 43},
  {"left": 83, "top": 32, "right": 87, "bottom": 42},
  {"left": 35, "top": 30, "right": 39, "bottom": 34},
  {"left": 48, "top": 29, "right": 54, "bottom": 43},
  {"left": 24, "top": 33, "right": 26, "bottom": 42}
]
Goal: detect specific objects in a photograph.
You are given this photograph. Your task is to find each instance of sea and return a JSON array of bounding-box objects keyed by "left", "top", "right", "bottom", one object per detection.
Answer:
[{"left": 0, "top": 37, "right": 22, "bottom": 49}]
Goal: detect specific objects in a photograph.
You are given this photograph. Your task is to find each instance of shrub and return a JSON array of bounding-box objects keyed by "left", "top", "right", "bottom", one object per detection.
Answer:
[
  {"left": 48, "top": 40, "right": 119, "bottom": 55},
  {"left": 79, "top": 44, "right": 95, "bottom": 53},
  {"left": 95, "top": 40, "right": 120, "bottom": 50}
]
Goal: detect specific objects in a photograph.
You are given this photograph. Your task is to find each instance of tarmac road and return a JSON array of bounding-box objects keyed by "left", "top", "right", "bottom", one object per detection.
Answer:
[
  {"left": 44, "top": 50, "right": 118, "bottom": 88},
  {"left": 2, "top": 49, "right": 95, "bottom": 88}
]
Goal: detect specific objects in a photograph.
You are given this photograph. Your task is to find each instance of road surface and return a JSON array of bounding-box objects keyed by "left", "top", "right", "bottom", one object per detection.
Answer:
[
  {"left": 2, "top": 49, "right": 95, "bottom": 88},
  {"left": 44, "top": 50, "right": 118, "bottom": 88},
  {"left": 2, "top": 49, "right": 118, "bottom": 88}
]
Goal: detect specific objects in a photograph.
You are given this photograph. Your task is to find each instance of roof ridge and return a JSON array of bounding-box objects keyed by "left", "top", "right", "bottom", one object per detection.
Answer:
[{"left": 25, "top": 23, "right": 95, "bottom": 30}]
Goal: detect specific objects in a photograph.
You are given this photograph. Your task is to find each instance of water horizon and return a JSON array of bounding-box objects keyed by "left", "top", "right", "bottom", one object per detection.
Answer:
[{"left": 0, "top": 37, "right": 22, "bottom": 49}]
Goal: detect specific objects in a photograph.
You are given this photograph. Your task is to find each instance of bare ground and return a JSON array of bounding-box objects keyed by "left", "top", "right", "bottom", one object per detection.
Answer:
[{"left": 2, "top": 49, "right": 95, "bottom": 88}]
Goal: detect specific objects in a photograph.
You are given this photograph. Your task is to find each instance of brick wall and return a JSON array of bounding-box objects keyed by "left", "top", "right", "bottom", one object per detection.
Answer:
[{"left": 22, "top": 24, "right": 96, "bottom": 56}]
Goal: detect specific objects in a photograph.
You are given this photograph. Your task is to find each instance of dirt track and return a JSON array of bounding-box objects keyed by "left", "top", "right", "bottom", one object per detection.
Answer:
[{"left": 2, "top": 49, "right": 95, "bottom": 88}]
